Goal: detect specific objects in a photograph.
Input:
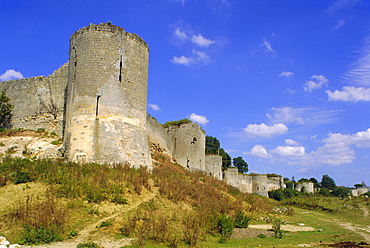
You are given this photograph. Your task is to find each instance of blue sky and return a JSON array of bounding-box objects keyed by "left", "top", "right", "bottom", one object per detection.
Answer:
[{"left": 1, "top": 0, "right": 369, "bottom": 187}]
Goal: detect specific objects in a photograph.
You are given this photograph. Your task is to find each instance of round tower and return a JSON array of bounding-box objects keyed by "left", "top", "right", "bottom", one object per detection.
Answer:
[{"left": 64, "top": 23, "right": 151, "bottom": 167}]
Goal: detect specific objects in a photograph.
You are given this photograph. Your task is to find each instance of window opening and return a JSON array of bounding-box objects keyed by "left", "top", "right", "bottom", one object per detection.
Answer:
[{"left": 96, "top": 95, "right": 101, "bottom": 118}]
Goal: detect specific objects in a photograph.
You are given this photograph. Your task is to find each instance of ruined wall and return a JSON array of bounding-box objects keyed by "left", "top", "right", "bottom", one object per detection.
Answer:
[
  {"left": 351, "top": 187, "right": 369, "bottom": 196},
  {"left": 146, "top": 115, "right": 172, "bottom": 156},
  {"left": 0, "top": 64, "right": 68, "bottom": 136},
  {"left": 267, "top": 176, "right": 285, "bottom": 192},
  {"left": 205, "top": 154, "right": 222, "bottom": 180},
  {"left": 64, "top": 23, "right": 151, "bottom": 166},
  {"left": 166, "top": 123, "right": 205, "bottom": 171},
  {"left": 295, "top": 182, "right": 314, "bottom": 193}
]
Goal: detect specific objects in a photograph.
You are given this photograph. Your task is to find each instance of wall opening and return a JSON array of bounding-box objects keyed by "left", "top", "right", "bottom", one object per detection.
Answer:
[
  {"left": 96, "top": 95, "right": 101, "bottom": 118},
  {"left": 119, "top": 55, "right": 123, "bottom": 82}
]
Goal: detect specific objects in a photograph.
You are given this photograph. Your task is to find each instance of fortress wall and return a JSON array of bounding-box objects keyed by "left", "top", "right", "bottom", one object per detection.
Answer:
[
  {"left": 205, "top": 154, "right": 222, "bottom": 180},
  {"left": 166, "top": 123, "right": 205, "bottom": 171},
  {"left": 223, "top": 167, "right": 239, "bottom": 188},
  {"left": 267, "top": 177, "right": 283, "bottom": 192},
  {"left": 252, "top": 175, "right": 268, "bottom": 197},
  {"left": 146, "top": 115, "right": 173, "bottom": 155},
  {"left": 237, "top": 174, "right": 253, "bottom": 193},
  {"left": 0, "top": 64, "right": 68, "bottom": 136},
  {"left": 64, "top": 23, "right": 151, "bottom": 166}
]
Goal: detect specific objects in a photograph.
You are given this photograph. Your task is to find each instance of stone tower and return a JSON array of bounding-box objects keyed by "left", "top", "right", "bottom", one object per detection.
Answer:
[{"left": 64, "top": 23, "right": 151, "bottom": 167}]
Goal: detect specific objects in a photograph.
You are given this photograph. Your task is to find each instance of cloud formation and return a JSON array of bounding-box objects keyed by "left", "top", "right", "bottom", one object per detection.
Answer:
[
  {"left": 303, "top": 75, "right": 329, "bottom": 92},
  {"left": 0, "top": 69, "right": 24, "bottom": 81},
  {"left": 191, "top": 34, "right": 215, "bottom": 47},
  {"left": 171, "top": 49, "right": 211, "bottom": 66},
  {"left": 246, "top": 128, "right": 370, "bottom": 166},
  {"left": 245, "top": 144, "right": 271, "bottom": 158},
  {"left": 243, "top": 123, "right": 288, "bottom": 137},
  {"left": 189, "top": 113, "right": 209, "bottom": 125},
  {"left": 148, "top": 103, "right": 161, "bottom": 111},
  {"left": 172, "top": 27, "right": 215, "bottom": 66},
  {"left": 343, "top": 36, "right": 370, "bottom": 86},
  {"left": 326, "top": 86, "right": 370, "bottom": 102},
  {"left": 266, "top": 106, "right": 339, "bottom": 126},
  {"left": 262, "top": 38, "right": 275, "bottom": 54},
  {"left": 278, "top": 71, "right": 293, "bottom": 78}
]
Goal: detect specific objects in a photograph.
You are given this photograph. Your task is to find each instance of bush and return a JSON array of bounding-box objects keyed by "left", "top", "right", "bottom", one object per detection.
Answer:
[
  {"left": 234, "top": 210, "right": 250, "bottom": 228},
  {"left": 218, "top": 215, "right": 234, "bottom": 243},
  {"left": 14, "top": 171, "right": 32, "bottom": 184},
  {"left": 272, "top": 219, "right": 283, "bottom": 239}
]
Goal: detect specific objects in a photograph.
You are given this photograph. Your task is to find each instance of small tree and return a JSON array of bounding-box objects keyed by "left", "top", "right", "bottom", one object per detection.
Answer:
[
  {"left": 232, "top": 157, "right": 248, "bottom": 174},
  {"left": 0, "top": 91, "right": 13, "bottom": 128},
  {"left": 321, "top": 175, "right": 336, "bottom": 190}
]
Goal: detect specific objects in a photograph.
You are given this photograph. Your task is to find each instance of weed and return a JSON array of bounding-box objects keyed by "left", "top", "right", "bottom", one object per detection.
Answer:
[
  {"left": 257, "top": 233, "right": 267, "bottom": 238},
  {"left": 98, "top": 221, "right": 112, "bottom": 228},
  {"left": 76, "top": 241, "right": 100, "bottom": 248}
]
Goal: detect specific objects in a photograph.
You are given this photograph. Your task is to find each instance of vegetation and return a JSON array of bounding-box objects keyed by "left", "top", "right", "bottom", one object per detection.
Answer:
[
  {"left": 162, "top": 118, "right": 192, "bottom": 128},
  {"left": 232, "top": 157, "right": 248, "bottom": 174},
  {"left": 0, "top": 91, "right": 13, "bottom": 128},
  {"left": 205, "top": 136, "right": 231, "bottom": 171}
]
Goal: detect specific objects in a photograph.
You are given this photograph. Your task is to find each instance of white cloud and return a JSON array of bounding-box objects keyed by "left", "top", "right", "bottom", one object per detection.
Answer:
[
  {"left": 243, "top": 123, "right": 288, "bottom": 138},
  {"left": 311, "top": 142, "right": 355, "bottom": 165},
  {"left": 189, "top": 113, "right": 209, "bottom": 125},
  {"left": 245, "top": 129, "right": 369, "bottom": 166},
  {"left": 278, "top": 71, "right": 293, "bottom": 78},
  {"left": 174, "top": 27, "right": 188, "bottom": 40},
  {"left": 332, "top": 19, "right": 345, "bottom": 31},
  {"left": 285, "top": 139, "right": 299, "bottom": 145},
  {"left": 262, "top": 38, "right": 275, "bottom": 54},
  {"left": 266, "top": 106, "right": 340, "bottom": 126},
  {"left": 171, "top": 50, "right": 211, "bottom": 66},
  {"left": 304, "top": 75, "right": 329, "bottom": 92},
  {"left": 171, "top": 55, "right": 193, "bottom": 66},
  {"left": 327, "top": 86, "right": 370, "bottom": 102},
  {"left": 192, "top": 49, "right": 211, "bottom": 64},
  {"left": 271, "top": 146, "right": 306, "bottom": 157},
  {"left": 325, "top": 0, "right": 361, "bottom": 14},
  {"left": 343, "top": 36, "right": 370, "bottom": 86},
  {"left": 245, "top": 144, "right": 271, "bottom": 158},
  {"left": 0, "top": 69, "right": 24, "bottom": 81},
  {"left": 324, "top": 128, "right": 370, "bottom": 148},
  {"left": 148, "top": 103, "right": 161, "bottom": 111},
  {"left": 191, "top": 34, "right": 215, "bottom": 47}
]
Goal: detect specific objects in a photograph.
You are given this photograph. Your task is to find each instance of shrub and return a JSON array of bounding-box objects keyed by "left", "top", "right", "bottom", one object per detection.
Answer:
[
  {"left": 218, "top": 215, "right": 234, "bottom": 243},
  {"left": 272, "top": 219, "right": 283, "bottom": 239},
  {"left": 14, "top": 171, "right": 32, "bottom": 184},
  {"left": 234, "top": 210, "right": 250, "bottom": 228},
  {"left": 8, "top": 192, "right": 66, "bottom": 244},
  {"left": 257, "top": 233, "right": 267, "bottom": 238}
]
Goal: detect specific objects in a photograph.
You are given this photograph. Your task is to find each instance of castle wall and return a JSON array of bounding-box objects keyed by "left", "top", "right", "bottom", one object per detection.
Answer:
[
  {"left": 252, "top": 175, "right": 268, "bottom": 197},
  {"left": 64, "top": 23, "right": 151, "bottom": 166},
  {"left": 165, "top": 123, "right": 205, "bottom": 171},
  {"left": 205, "top": 154, "right": 222, "bottom": 180},
  {"left": 267, "top": 177, "right": 285, "bottom": 192},
  {"left": 146, "top": 115, "right": 173, "bottom": 156},
  {"left": 0, "top": 64, "right": 68, "bottom": 136}
]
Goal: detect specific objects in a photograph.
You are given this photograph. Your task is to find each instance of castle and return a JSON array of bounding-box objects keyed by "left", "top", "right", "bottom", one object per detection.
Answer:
[{"left": 1, "top": 23, "right": 310, "bottom": 197}]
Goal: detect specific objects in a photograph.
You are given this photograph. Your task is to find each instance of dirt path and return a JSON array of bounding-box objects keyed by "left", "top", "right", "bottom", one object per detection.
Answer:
[
  {"left": 22, "top": 186, "right": 159, "bottom": 248},
  {"left": 321, "top": 218, "right": 370, "bottom": 243},
  {"left": 359, "top": 204, "right": 369, "bottom": 218}
]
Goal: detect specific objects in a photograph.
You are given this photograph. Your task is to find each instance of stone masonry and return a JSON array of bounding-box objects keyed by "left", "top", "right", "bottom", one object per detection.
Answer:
[{"left": 1, "top": 23, "right": 288, "bottom": 197}]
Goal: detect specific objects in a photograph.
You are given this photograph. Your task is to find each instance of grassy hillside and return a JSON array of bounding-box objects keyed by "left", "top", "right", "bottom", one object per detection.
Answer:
[{"left": 0, "top": 151, "right": 369, "bottom": 247}]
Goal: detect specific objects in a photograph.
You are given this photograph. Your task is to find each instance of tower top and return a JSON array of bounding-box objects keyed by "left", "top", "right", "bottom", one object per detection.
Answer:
[{"left": 71, "top": 23, "right": 148, "bottom": 50}]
